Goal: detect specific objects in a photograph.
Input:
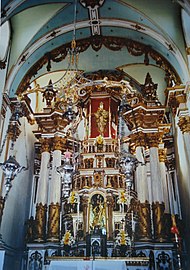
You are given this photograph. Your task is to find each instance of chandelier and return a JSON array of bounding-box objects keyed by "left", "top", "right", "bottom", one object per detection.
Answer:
[
  {"left": 0, "top": 104, "right": 27, "bottom": 199},
  {"left": 0, "top": 156, "right": 25, "bottom": 199}
]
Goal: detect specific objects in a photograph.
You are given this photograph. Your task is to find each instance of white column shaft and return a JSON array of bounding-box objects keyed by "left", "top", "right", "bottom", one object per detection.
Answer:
[
  {"left": 49, "top": 149, "right": 61, "bottom": 204},
  {"left": 136, "top": 146, "right": 149, "bottom": 202},
  {"left": 149, "top": 147, "right": 164, "bottom": 203},
  {"left": 37, "top": 151, "right": 50, "bottom": 205}
]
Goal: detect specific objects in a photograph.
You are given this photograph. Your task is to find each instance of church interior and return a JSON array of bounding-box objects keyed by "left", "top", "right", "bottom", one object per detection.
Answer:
[{"left": 0, "top": 0, "right": 190, "bottom": 269}]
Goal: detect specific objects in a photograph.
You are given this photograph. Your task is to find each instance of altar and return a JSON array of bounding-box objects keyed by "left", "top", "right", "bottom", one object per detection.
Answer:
[{"left": 48, "top": 257, "right": 149, "bottom": 270}]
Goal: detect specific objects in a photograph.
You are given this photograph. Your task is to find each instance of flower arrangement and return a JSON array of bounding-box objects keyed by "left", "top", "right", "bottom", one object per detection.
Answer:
[
  {"left": 96, "top": 135, "right": 104, "bottom": 145},
  {"left": 120, "top": 230, "right": 127, "bottom": 245},
  {"left": 68, "top": 191, "right": 77, "bottom": 204},
  {"left": 115, "top": 229, "right": 131, "bottom": 247},
  {"left": 117, "top": 191, "right": 127, "bottom": 204},
  {"left": 62, "top": 231, "right": 75, "bottom": 246}
]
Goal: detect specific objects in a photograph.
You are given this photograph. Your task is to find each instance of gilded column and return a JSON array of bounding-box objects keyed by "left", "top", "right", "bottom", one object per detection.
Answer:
[
  {"left": 158, "top": 147, "right": 172, "bottom": 240},
  {"left": 82, "top": 195, "right": 89, "bottom": 237},
  {"left": 35, "top": 203, "right": 47, "bottom": 242},
  {"left": 130, "top": 133, "right": 152, "bottom": 240},
  {"left": 47, "top": 203, "right": 60, "bottom": 241},
  {"left": 138, "top": 201, "right": 151, "bottom": 240},
  {"left": 106, "top": 194, "right": 114, "bottom": 240},
  {"left": 152, "top": 202, "right": 166, "bottom": 241},
  {"left": 34, "top": 138, "right": 50, "bottom": 242},
  {"left": 136, "top": 143, "right": 152, "bottom": 240},
  {"left": 47, "top": 137, "right": 63, "bottom": 241},
  {"left": 148, "top": 134, "right": 166, "bottom": 242}
]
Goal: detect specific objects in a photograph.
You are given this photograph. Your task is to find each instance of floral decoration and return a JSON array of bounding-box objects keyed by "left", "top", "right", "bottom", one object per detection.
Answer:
[{"left": 62, "top": 230, "right": 75, "bottom": 246}]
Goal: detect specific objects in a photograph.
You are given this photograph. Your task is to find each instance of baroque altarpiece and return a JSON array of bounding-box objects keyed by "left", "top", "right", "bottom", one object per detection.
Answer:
[{"left": 24, "top": 70, "right": 182, "bottom": 269}]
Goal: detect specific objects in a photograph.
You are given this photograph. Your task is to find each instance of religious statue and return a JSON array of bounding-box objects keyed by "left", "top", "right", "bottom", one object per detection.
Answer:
[
  {"left": 90, "top": 194, "right": 106, "bottom": 232},
  {"left": 94, "top": 102, "right": 109, "bottom": 135},
  {"left": 25, "top": 216, "right": 36, "bottom": 243}
]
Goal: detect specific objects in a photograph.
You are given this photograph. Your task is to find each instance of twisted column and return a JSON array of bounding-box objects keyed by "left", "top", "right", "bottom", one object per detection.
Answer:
[
  {"left": 47, "top": 137, "right": 64, "bottom": 241},
  {"left": 106, "top": 194, "right": 114, "bottom": 240},
  {"left": 149, "top": 137, "right": 167, "bottom": 242},
  {"left": 35, "top": 203, "right": 47, "bottom": 241},
  {"left": 47, "top": 203, "right": 61, "bottom": 241},
  {"left": 129, "top": 133, "right": 150, "bottom": 203},
  {"left": 82, "top": 195, "right": 89, "bottom": 236},
  {"left": 152, "top": 202, "right": 166, "bottom": 241},
  {"left": 34, "top": 138, "right": 50, "bottom": 242},
  {"left": 138, "top": 201, "right": 152, "bottom": 240}
]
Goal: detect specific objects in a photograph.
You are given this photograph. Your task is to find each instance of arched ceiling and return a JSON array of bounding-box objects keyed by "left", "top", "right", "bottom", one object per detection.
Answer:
[{"left": 1, "top": 0, "right": 189, "bottom": 104}]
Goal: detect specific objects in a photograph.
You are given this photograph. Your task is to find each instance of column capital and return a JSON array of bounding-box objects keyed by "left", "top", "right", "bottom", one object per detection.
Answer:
[
  {"left": 129, "top": 131, "right": 164, "bottom": 149},
  {"left": 178, "top": 115, "right": 190, "bottom": 134},
  {"left": 40, "top": 138, "right": 51, "bottom": 152},
  {"left": 52, "top": 136, "right": 66, "bottom": 151},
  {"left": 129, "top": 132, "right": 147, "bottom": 149},
  {"left": 165, "top": 86, "right": 186, "bottom": 115},
  {"left": 158, "top": 148, "right": 167, "bottom": 162}
]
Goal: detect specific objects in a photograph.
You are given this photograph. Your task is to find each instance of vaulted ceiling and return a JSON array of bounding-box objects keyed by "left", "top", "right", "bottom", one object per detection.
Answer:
[{"left": 1, "top": 0, "right": 189, "bottom": 104}]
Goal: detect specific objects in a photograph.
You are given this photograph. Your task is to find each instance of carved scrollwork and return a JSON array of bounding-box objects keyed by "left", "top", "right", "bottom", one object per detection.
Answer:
[
  {"left": 17, "top": 36, "right": 180, "bottom": 95},
  {"left": 178, "top": 115, "right": 190, "bottom": 134}
]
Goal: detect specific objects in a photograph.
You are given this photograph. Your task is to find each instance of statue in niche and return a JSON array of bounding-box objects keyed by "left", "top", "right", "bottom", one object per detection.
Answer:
[
  {"left": 25, "top": 216, "right": 36, "bottom": 243},
  {"left": 89, "top": 194, "right": 106, "bottom": 233},
  {"left": 94, "top": 102, "right": 109, "bottom": 135}
]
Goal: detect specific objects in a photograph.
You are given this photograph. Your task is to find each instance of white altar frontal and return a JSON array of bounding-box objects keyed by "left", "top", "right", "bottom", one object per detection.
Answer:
[{"left": 47, "top": 257, "right": 149, "bottom": 270}]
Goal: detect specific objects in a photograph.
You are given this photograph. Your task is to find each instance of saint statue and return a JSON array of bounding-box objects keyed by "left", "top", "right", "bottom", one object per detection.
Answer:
[
  {"left": 90, "top": 194, "right": 106, "bottom": 232},
  {"left": 94, "top": 102, "right": 109, "bottom": 135}
]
